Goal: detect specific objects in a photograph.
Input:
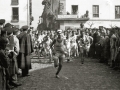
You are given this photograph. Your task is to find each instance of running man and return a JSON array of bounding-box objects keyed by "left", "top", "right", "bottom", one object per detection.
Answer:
[{"left": 50, "top": 29, "right": 68, "bottom": 78}]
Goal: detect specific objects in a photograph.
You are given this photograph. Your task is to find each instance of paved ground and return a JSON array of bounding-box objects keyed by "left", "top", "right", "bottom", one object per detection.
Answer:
[{"left": 13, "top": 56, "right": 120, "bottom": 90}]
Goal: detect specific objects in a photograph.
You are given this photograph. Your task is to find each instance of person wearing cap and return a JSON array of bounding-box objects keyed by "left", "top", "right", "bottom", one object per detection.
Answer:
[
  {"left": 5, "top": 26, "right": 22, "bottom": 87},
  {"left": 17, "top": 25, "right": 33, "bottom": 77},
  {"left": 50, "top": 29, "right": 68, "bottom": 78}
]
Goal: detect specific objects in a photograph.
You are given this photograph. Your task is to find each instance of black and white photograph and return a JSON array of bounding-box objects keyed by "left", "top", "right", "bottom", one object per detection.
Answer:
[{"left": 0, "top": 0, "right": 120, "bottom": 90}]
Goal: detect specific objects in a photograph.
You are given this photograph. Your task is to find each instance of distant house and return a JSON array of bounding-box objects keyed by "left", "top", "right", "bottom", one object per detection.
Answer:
[{"left": 56, "top": 0, "right": 120, "bottom": 30}]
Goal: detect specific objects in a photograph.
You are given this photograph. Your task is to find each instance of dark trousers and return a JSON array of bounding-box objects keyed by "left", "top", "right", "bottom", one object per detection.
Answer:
[{"left": 22, "top": 68, "right": 29, "bottom": 76}]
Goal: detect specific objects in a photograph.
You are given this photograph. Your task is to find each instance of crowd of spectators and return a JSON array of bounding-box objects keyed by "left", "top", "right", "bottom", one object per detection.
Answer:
[{"left": 0, "top": 19, "right": 33, "bottom": 90}]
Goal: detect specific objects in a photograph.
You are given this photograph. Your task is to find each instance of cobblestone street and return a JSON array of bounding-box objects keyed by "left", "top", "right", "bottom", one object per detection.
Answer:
[{"left": 13, "top": 55, "right": 120, "bottom": 90}]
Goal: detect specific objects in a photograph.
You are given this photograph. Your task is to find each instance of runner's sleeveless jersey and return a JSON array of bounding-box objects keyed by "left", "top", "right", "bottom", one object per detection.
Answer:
[{"left": 54, "top": 39, "right": 65, "bottom": 53}]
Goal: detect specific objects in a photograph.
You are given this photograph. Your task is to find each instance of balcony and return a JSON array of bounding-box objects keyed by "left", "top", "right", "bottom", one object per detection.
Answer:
[
  {"left": 11, "top": 15, "right": 19, "bottom": 23},
  {"left": 56, "top": 15, "right": 89, "bottom": 21},
  {"left": 58, "top": 15, "right": 78, "bottom": 18}
]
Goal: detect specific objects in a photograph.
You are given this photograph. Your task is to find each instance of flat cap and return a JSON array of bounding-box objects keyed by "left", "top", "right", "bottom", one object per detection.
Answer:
[
  {"left": 5, "top": 27, "right": 14, "bottom": 34},
  {"left": 22, "top": 25, "right": 29, "bottom": 30},
  {"left": 4, "top": 23, "right": 11, "bottom": 28},
  {"left": 0, "top": 19, "right": 5, "bottom": 25}
]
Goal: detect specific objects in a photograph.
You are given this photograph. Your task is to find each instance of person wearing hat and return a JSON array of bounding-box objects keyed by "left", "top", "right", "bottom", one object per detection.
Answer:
[
  {"left": 50, "top": 29, "right": 68, "bottom": 78},
  {"left": 17, "top": 25, "right": 33, "bottom": 77}
]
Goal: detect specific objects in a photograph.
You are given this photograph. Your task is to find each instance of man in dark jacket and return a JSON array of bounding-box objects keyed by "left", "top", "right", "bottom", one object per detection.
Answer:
[{"left": 17, "top": 25, "right": 33, "bottom": 77}]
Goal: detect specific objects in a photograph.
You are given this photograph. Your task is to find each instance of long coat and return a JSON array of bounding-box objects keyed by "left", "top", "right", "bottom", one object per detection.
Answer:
[{"left": 17, "top": 32, "right": 33, "bottom": 69}]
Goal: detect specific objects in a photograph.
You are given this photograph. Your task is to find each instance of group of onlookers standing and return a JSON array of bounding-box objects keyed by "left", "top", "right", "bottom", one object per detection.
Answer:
[
  {"left": 85, "top": 27, "right": 120, "bottom": 70},
  {"left": 0, "top": 19, "right": 33, "bottom": 90}
]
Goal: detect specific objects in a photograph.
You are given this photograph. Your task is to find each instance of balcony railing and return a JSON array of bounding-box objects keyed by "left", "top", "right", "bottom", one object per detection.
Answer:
[
  {"left": 57, "top": 15, "right": 89, "bottom": 21},
  {"left": 58, "top": 15, "right": 78, "bottom": 18},
  {"left": 11, "top": 15, "right": 19, "bottom": 22}
]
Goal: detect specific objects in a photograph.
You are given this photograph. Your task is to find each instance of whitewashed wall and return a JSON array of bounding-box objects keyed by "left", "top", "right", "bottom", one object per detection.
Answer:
[
  {"left": 66, "top": 0, "right": 120, "bottom": 20},
  {"left": 0, "top": 0, "right": 29, "bottom": 28},
  {"left": 59, "top": 0, "right": 120, "bottom": 30}
]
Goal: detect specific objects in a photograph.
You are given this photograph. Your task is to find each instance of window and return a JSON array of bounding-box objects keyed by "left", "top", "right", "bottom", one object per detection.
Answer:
[
  {"left": 72, "top": 5, "right": 78, "bottom": 15},
  {"left": 11, "top": 0, "right": 18, "bottom": 5},
  {"left": 11, "top": 7, "right": 19, "bottom": 22},
  {"left": 93, "top": 5, "right": 99, "bottom": 17},
  {"left": 115, "top": 6, "right": 120, "bottom": 19}
]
